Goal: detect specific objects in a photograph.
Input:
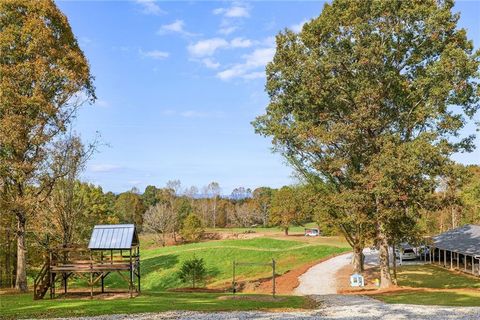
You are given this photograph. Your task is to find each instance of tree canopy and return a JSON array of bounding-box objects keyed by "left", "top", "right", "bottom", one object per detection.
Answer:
[{"left": 253, "top": 0, "right": 480, "bottom": 286}]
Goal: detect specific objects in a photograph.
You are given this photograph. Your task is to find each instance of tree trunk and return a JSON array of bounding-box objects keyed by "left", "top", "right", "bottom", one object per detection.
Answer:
[
  {"left": 352, "top": 245, "right": 364, "bottom": 273},
  {"left": 377, "top": 222, "right": 392, "bottom": 288},
  {"left": 284, "top": 227, "right": 289, "bottom": 236},
  {"left": 212, "top": 198, "right": 217, "bottom": 229},
  {"left": 391, "top": 239, "right": 398, "bottom": 285},
  {"left": 15, "top": 216, "right": 28, "bottom": 292},
  {"left": 6, "top": 226, "right": 12, "bottom": 287}
]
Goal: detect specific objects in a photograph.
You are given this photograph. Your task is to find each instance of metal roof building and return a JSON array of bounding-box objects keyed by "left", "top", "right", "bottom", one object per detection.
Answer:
[
  {"left": 432, "top": 224, "right": 480, "bottom": 257},
  {"left": 429, "top": 224, "right": 480, "bottom": 277},
  {"left": 88, "top": 224, "right": 139, "bottom": 250}
]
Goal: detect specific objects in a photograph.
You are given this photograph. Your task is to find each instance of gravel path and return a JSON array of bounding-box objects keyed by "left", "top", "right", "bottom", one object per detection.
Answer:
[
  {"left": 52, "top": 295, "right": 480, "bottom": 319},
  {"left": 294, "top": 249, "right": 378, "bottom": 295}
]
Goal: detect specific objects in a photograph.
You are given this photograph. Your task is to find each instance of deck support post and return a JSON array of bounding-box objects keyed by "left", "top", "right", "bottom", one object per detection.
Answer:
[
  {"left": 129, "top": 248, "right": 133, "bottom": 298},
  {"left": 64, "top": 273, "right": 67, "bottom": 297},
  {"left": 137, "top": 246, "right": 141, "bottom": 293},
  {"left": 90, "top": 251, "right": 93, "bottom": 299},
  {"left": 472, "top": 256, "right": 475, "bottom": 274}
]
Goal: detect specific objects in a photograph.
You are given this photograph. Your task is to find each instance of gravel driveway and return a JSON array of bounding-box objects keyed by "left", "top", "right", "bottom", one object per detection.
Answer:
[
  {"left": 294, "top": 249, "right": 378, "bottom": 295},
  {"left": 53, "top": 295, "right": 480, "bottom": 319}
]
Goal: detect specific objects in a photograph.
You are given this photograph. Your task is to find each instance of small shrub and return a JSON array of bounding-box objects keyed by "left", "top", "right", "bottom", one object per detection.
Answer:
[{"left": 177, "top": 257, "right": 207, "bottom": 288}]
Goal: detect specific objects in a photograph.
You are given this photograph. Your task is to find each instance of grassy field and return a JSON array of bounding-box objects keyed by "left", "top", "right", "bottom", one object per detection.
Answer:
[
  {"left": 0, "top": 291, "right": 312, "bottom": 319},
  {"left": 374, "top": 264, "right": 480, "bottom": 306},
  {"left": 0, "top": 236, "right": 348, "bottom": 319},
  {"left": 206, "top": 222, "right": 319, "bottom": 235},
  {"left": 108, "top": 237, "right": 350, "bottom": 290}
]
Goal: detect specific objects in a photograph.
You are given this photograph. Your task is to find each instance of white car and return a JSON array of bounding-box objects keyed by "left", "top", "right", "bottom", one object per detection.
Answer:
[{"left": 396, "top": 248, "right": 417, "bottom": 260}]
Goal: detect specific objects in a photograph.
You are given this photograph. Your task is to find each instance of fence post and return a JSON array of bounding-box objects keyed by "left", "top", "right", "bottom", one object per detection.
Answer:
[
  {"left": 272, "top": 259, "right": 276, "bottom": 298},
  {"left": 232, "top": 259, "right": 236, "bottom": 295}
]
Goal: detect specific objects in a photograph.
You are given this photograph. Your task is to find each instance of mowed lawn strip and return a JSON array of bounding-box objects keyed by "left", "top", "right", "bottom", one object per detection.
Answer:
[
  {"left": 96, "top": 237, "right": 350, "bottom": 290},
  {"left": 374, "top": 264, "right": 480, "bottom": 306},
  {"left": 0, "top": 292, "right": 311, "bottom": 320}
]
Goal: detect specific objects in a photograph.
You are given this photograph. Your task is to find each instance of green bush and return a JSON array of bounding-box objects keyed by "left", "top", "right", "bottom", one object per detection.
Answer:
[{"left": 177, "top": 257, "right": 207, "bottom": 288}]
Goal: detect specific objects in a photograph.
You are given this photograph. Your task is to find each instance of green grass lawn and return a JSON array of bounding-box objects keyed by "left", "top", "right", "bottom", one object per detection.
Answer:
[
  {"left": 116, "top": 237, "right": 349, "bottom": 290},
  {"left": 2, "top": 236, "right": 343, "bottom": 319},
  {"left": 395, "top": 264, "right": 480, "bottom": 289},
  {"left": 64, "top": 237, "right": 348, "bottom": 291},
  {"left": 374, "top": 264, "right": 480, "bottom": 306},
  {"left": 0, "top": 291, "right": 311, "bottom": 320}
]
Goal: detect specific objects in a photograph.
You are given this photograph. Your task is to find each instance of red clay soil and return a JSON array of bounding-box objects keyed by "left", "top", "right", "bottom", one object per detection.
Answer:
[
  {"left": 245, "top": 252, "right": 350, "bottom": 295},
  {"left": 168, "top": 287, "right": 226, "bottom": 293}
]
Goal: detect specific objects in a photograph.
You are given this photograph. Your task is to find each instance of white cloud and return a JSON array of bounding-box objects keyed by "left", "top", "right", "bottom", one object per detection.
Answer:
[
  {"left": 140, "top": 49, "right": 169, "bottom": 60},
  {"left": 213, "top": 5, "right": 250, "bottom": 18},
  {"left": 213, "top": 3, "right": 250, "bottom": 35},
  {"left": 291, "top": 19, "right": 308, "bottom": 33},
  {"left": 216, "top": 47, "right": 275, "bottom": 80},
  {"left": 162, "top": 109, "right": 224, "bottom": 119},
  {"left": 157, "top": 20, "right": 196, "bottom": 36},
  {"left": 134, "top": 0, "right": 165, "bottom": 15},
  {"left": 242, "top": 71, "right": 265, "bottom": 79},
  {"left": 230, "top": 37, "right": 252, "bottom": 48},
  {"left": 188, "top": 38, "right": 229, "bottom": 57},
  {"left": 90, "top": 164, "right": 122, "bottom": 173},
  {"left": 188, "top": 37, "right": 254, "bottom": 58},
  {"left": 219, "top": 26, "right": 237, "bottom": 35},
  {"left": 202, "top": 58, "right": 221, "bottom": 69}
]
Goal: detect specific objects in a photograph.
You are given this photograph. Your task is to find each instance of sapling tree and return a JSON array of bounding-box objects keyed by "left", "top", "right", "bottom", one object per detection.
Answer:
[{"left": 177, "top": 257, "right": 207, "bottom": 288}]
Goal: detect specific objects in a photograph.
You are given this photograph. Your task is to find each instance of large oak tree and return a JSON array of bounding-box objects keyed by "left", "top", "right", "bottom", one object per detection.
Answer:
[
  {"left": 0, "top": 0, "right": 94, "bottom": 291},
  {"left": 253, "top": 0, "right": 479, "bottom": 286}
]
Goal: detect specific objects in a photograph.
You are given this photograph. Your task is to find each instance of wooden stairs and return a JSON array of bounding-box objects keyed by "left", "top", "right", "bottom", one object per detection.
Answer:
[{"left": 33, "top": 260, "right": 54, "bottom": 300}]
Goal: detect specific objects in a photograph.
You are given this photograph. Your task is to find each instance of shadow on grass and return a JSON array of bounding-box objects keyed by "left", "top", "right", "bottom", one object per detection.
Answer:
[{"left": 397, "top": 265, "right": 480, "bottom": 289}]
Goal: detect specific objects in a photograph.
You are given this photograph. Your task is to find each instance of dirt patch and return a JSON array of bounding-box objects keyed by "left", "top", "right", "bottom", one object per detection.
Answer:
[
  {"left": 336, "top": 263, "right": 383, "bottom": 293},
  {"left": 168, "top": 287, "right": 226, "bottom": 293},
  {"left": 53, "top": 289, "right": 138, "bottom": 300},
  {"left": 218, "top": 295, "right": 287, "bottom": 302},
  {"left": 0, "top": 288, "right": 25, "bottom": 296},
  {"left": 244, "top": 252, "right": 350, "bottom": 295}
]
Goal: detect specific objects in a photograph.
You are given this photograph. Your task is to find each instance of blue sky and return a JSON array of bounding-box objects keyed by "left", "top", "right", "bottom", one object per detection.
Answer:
[{"left": 56, "top": 1, "right": 480, "bottom": 195}]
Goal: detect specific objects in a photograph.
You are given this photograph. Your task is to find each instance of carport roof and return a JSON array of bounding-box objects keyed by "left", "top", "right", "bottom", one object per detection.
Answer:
[{"left": 432, "top": 224, "right": 480, "bottom": 257}]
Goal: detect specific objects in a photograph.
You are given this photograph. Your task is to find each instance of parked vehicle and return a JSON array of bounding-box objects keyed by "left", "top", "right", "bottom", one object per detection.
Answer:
[
  {"left": 304, "top": 228, "right": 320, "bottom": 237},
  {"left": 396, "top": 248, "right": 417, "bottom": 260}
]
